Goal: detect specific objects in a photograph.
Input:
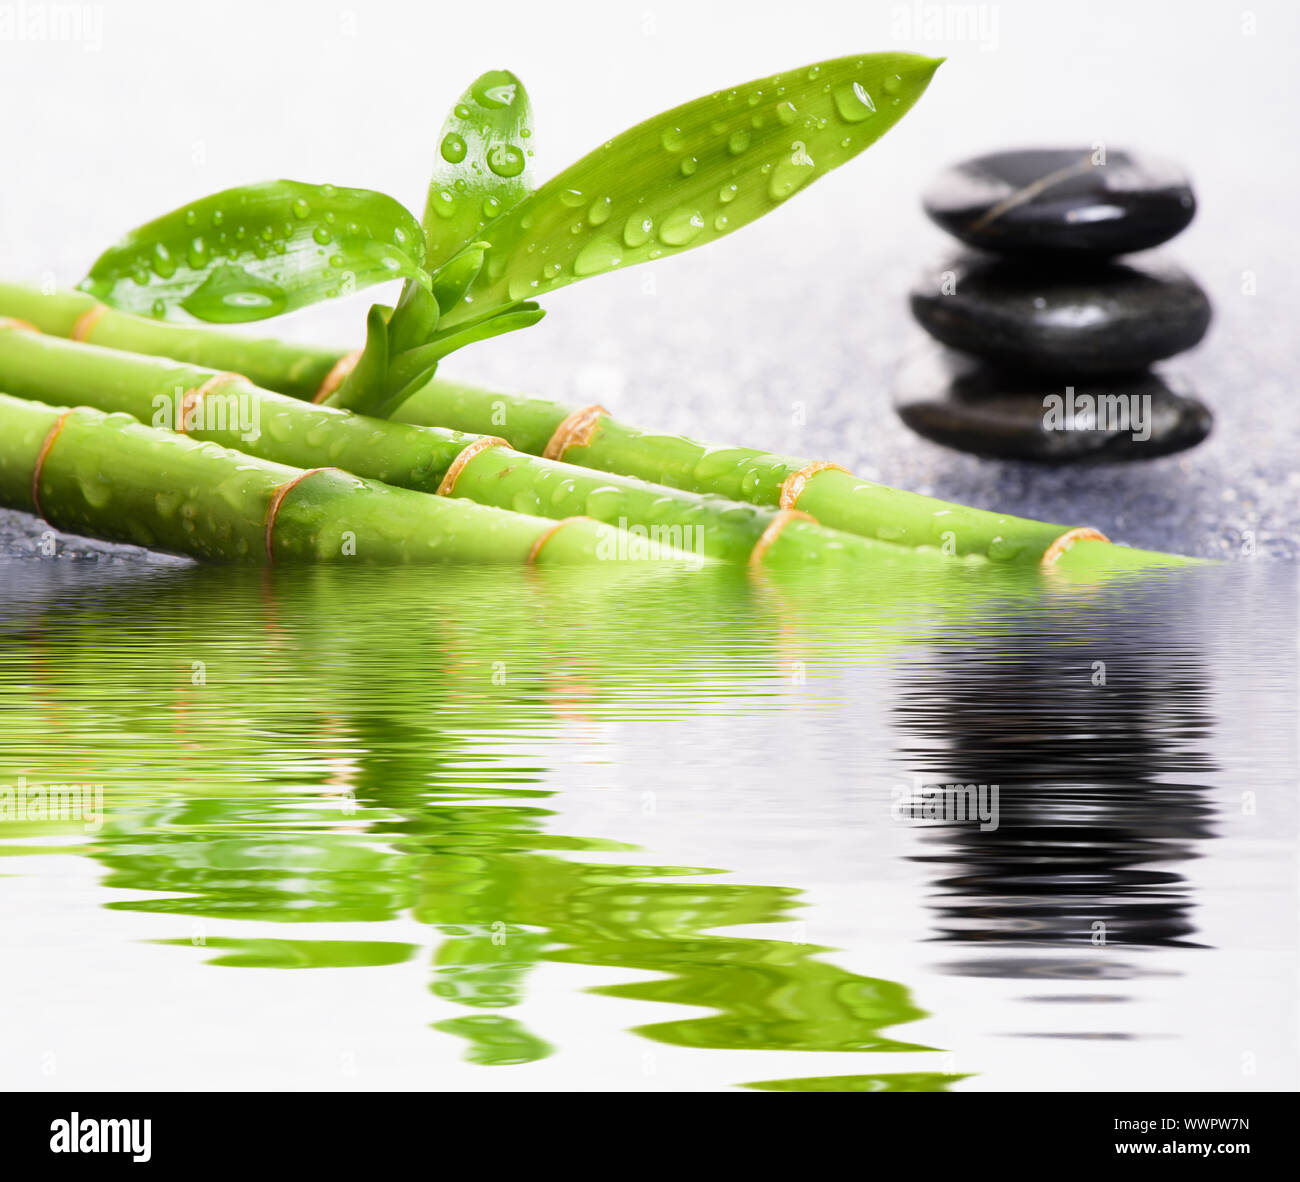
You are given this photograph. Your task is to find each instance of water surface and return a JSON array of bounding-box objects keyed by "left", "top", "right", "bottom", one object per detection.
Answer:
[{"left": 0, "top": 560, "right": 1294, "bottom": 1091}]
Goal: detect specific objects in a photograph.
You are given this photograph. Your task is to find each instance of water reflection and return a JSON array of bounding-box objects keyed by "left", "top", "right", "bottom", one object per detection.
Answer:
[
  {"left": 2, "top": 560, "right": 1029, "bottom": 1089},
  {"left": 891, "top": 578, "right": 1219, "bottom": 980}
]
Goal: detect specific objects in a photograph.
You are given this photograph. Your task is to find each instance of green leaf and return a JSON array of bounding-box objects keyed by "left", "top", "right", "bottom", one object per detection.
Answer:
[
  {"left": 386, "top": 304, "right": 544, "bottom": 395},
  {"left": 386, "top": 281, "right": 440, "bottom": 357},
  {"left": 422, "top": 69, "right": 537, "bottom": 269},
  {"left": 81, "top": 180, "right": 427, "bottom": 324},
  {"left": 326, "top": 302, "right": 543, "bottom": 419},
  {"left": 444, "top": 53, "right": 942, "bottom": 324},
  {"left": 429, "top": 242, "right": 489, "bottom": 312}
]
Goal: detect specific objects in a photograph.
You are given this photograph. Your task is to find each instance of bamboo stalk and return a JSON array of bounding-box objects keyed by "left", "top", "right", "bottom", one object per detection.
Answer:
[
  {"left": 0, "top": 283, "right": 1195, "bottom": 573},
  {"left": 0, "top": 322, "right": 954, "bottom": 570},
  {"left": 0, "top": 392, "right": 642, "bottom": 565}
]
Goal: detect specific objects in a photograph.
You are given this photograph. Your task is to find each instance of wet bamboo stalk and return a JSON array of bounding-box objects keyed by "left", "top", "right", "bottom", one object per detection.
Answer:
[
  {"left": 0, "top": 283, "right": 1192, "bottom": 573},
  {"left": 0, "top": 321, "right": 952, "bottom": 570},
  {"left": 0, "top": 392, "right": 631, "bottom": 565}
]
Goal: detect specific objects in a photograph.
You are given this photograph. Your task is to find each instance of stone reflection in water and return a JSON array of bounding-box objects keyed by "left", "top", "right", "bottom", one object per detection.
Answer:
[{"left": 891, "top": 582, "right": 1217, "bottom": 980}]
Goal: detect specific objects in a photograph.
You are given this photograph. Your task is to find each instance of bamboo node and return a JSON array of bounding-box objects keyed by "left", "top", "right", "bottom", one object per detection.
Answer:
[
  {"left": 1041, "top": 527, "right": 1110, "bottom": 567},
  {"left": 313, "top": 350, "right": 363, "bottom": 404},
  {"left": 0, "top": 317, "right": 40, "bottom": 334},
  {"left": 749, "top": 509, "right": 816, "bottom": 566},
  {"left": 31, "top": 410, "right": 77, "bottom": 522},
  {"left": 264, "top": 468, "right": 341, "bottom": 562},
  {"left": 527, "top": 516, "right": 587, "bottom": 565},
  {"left": 70, "top": 304, "right": 107, "bottom": 343},
  {"left": 436, "top": 436, "right": 509, "bottom": 497},
  {"left": 778, "top": 461, "right": 849, "bottom": 510},
  {"left": 543, "top": 404, "right": 608, "bottom": 461},
  {"left": 176, "top": 372, "right": 247, "bottom": 434}
]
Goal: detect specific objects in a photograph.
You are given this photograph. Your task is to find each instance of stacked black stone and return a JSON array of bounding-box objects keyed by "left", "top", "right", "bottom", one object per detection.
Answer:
[{"left": 897, "top": 148, "right": 1213, "bottom": 461}]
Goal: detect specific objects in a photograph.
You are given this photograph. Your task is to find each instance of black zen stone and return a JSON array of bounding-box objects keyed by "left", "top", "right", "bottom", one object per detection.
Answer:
[
  {"left": 893, "top": 344, "right": 1213, "bottom": 462},
  {"left": 922, "top": 148, "right": 1196, "bottom": 257},
  {"left": 909, "top": 254, "right": 1212, "bottom": 375}
]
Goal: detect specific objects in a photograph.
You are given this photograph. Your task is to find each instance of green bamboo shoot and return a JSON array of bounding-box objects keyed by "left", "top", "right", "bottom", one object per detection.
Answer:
[
  {"left": 0, "top": 392, "right": 637, "bottom": 565},
  {"left": 0, "top": 321, "right": 955, "bottom": 570},
  {"left": 0, "top": 283, "right": 1192, "bottom": 574}
]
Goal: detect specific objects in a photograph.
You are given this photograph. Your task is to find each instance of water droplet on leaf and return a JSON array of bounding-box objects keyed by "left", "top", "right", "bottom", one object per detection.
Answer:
[
  {"left": 659, "top": 208, "right": 705, "bottom": 246},
  {"left": 833, "top": 82, "right": 877, "bottom": 122},
  {"left": 440, "top": 133, "right": 468, "bottom": 163},
  {"left": 622, "top": 214, "right": 653, "bottom": 247}
]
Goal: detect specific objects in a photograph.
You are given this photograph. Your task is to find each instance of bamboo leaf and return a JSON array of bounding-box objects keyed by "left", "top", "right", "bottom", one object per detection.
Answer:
[
  {"left": 422, "top": 69, "right": 537, "bottom": 269},
  {"left": 81, "top": 181, "right": 427, "bottom": 324},
  {"left": 445, "top": 53, "right": 942, "bottom": 324}
]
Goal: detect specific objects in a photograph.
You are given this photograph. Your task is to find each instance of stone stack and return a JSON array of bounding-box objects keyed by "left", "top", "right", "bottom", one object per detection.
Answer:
[{"left": 896, "top": 148, "right": 1213, "bottom": 461}]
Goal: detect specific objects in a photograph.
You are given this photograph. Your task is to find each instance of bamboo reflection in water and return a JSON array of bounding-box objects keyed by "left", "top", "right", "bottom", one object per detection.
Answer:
[{"left": 0, "top": 561, "right": 1011, "bottom": 1087}]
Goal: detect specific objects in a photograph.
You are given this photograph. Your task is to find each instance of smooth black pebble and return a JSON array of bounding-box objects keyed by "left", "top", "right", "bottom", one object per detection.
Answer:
[
  {"left": 922, "top": 148, "right": 1196, "bottom": 256},
  {"left": 893, "top": 344, "right": 1213, "bottom": 462},
  {"left": 910, "top": 254, "right": 1212, "bottom": 375}
]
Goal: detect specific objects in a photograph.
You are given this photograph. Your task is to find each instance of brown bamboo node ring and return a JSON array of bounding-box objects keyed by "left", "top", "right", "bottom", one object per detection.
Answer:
[
  {"left": 543, "top": 404, "right": 608, "bottom": 461},
  {"left": 70, "top": 304, "right": 107, "bottom": 343},
  {"left": 264, "top": 467, "right": 341, "bottom": 562},
  {"left": 31, "top": 410, "right": 76, "bottom": 522},
  {"left": 778, "top": 461, "right": 849, "bottom": 511},
  {"left": 749, "top": 509, "right": 816, "bottom": 566},
  {"left": 313, "top": 350, "right": 363, "bottom": 404},
  {"left": 1041, "top": 527, "right": 1110, "bottom": 567},
  {"left": 0, "top": 316, "right": 40, "bottom": 333},
  {"left": 527, "top": 516, "right": 587, "bottom": 565},
  {"left": 175, "top": 372, "right": 246, "bottom": 435},
  {"left": 436, "top": 436, "right": 509, "bottom": 497}
]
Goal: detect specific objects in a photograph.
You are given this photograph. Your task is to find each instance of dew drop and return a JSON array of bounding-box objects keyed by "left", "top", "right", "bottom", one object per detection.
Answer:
[
  {"left": 727, "top": 131, "right": 751, "bottom": 155},
  {"left": 713, "top": 213, "right": 729, "bottom": 232},
  {"left": 482, "top": 196, "right": 502, "bottom": 220},
  {"left": 718, "top": 183, "right": 738, "bottom": 203},
  {"left": 587, "top": 196, "right": 612, "bottom": 226},
  {"left": 833, "top": 81, "right": 877, "bottom": 122},
  {"left": 806, "top": 65, "right": 821, "bottom": 80},
  {"left": 680, "top": 155, "right": 699, "bottom": 176},
  {"left": 573, "top": 239, "right": 623, "bottom": 276},
  {"left": 292, "top": 198, "right": 311, "bottom": 220},
  {"left": 883, "top": 73, "right": 903, "bottom": 95},
  {"left": 768, "top": 142, "right": 816, "bottom": 201},
  {"left": 487, "top": 144, "right": 525, "bottom": 177},
  {"left": 431, "top": 188, "right": 457, "bottom": 219},
  {"left": 660, "top": 126, "right": 686, "bottom": 152},
  {"left": 622, "top": 213, "right": 654, "bottom": 247},
  {"left": 440, "top": 132, "right": 467, "bottom": 163},
  {"left": 184, "top": 209, "right": 198, "bottom": 226},
  {"left": 187, "top": 237, "right": 209, "bottom": 269},
  {"left": 543, "top": 261, "right": 562, "bottom": 279},
  {"left": 776, "top": 100, "right": 797, "bottom": 126},
  {"left": 151, "top": 243, "right": 176, "bottom": 278},
  {"left": 658, "top": 207, "right": 705, "bottom": 246},
  {"left": 474, "top": 74, "right": 517, "bottom": 108}
]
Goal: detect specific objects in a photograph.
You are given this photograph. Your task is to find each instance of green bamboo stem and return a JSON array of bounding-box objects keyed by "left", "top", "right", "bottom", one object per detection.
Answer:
[
  {"left": 0, "top": 283, "right": 1196, "bottom": 574},
  {"left": 0, "top": 392, "right": 629, "bottom": 565},
  {"left": 0, "top": 322, "right": 953, "bottom": 570}
]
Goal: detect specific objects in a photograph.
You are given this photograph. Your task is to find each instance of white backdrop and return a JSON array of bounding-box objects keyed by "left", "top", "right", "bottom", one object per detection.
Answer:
[{"left": 2, "top": 0, "right": 1298, "bottom": 557}]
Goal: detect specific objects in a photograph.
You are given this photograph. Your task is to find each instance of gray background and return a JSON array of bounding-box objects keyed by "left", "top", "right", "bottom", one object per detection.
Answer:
[{"left": 2, "top": 0, "right": 1297, "bottom": 559}]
